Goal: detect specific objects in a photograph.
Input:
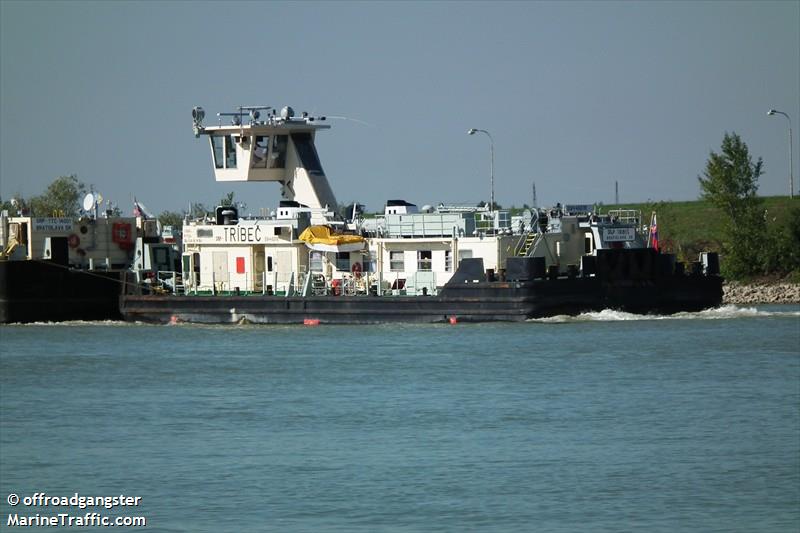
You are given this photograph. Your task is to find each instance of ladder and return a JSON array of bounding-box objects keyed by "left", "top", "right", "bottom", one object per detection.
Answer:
[{"left": 173, "top": 273, "right": 185, "bottom": 295}]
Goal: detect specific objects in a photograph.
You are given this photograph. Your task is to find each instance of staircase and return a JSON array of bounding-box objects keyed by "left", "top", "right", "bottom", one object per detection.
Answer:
[{"left": 517, "top": 231, "right": 538, "bottom": 256}]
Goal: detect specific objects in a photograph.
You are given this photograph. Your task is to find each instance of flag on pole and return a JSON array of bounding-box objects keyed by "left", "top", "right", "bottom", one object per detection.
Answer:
[
  {"left": 649, "top": 213, "right": 659, "bottom": 252},
  {"left": 133, "top": 198, "right": 153, "bottom": 219}
]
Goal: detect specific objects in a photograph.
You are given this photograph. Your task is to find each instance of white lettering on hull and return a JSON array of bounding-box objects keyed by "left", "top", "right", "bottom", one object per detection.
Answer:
[{"left": 602, "top": 227, "right": 636, "bottom": 242}]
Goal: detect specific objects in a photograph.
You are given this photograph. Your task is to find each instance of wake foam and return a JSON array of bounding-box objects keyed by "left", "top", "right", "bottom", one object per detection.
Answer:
[
  {"left": 6, "top": 320, "right": 139, "bottom": 327},
  {"left": 528, "top": 305, "right": 800, "bottom": 323}
]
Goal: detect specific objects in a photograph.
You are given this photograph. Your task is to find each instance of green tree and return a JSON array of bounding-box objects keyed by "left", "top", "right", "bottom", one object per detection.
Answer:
[
  {"left": 339, "top": 202, "right": 364, "bottom": 220},
  {"left": 107, "top": 204, "right": 123, "bottom": 217},
  {"left": 698, "top": 132, "right": 765, "bottom": 278},
  {"left": 217, "top": 191, "right": 246, "bottom": 212},
  {"left": 0, "top": 195, "right": 29, "bottom": 215},
  {"left": 190, "top": 202, "right": 210, "bottom": 219},
  {"left": 158, "top": 210, "right": 185, "bottom": 228},
  {"left": 29, "top": 174, "right": 86, "bottom": 217},
  {"left": 219, "top": 192, "right": 235, "bottom": 207},
  {"left": 763, "top": 206, "right": 800, "bottom": 276}
]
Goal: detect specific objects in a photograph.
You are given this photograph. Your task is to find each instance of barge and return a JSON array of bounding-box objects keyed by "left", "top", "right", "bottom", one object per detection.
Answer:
[{"left": 0, "top": 205, "right": 176, "bottom": 323}]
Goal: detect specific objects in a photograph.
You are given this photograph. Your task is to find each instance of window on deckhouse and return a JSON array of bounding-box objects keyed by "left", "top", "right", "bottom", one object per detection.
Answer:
[
  {"left": 390, "top": 251, "right": 404, "bottom": 271},
  {"left": 417, "top": 250, "right": 432, "bottom": 271}
]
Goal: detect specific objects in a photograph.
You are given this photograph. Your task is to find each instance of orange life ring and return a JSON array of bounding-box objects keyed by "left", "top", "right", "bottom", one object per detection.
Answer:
[
  {"left": 351, "top": 262, "right": 363, "bottom": 278},
  {"left": 68, "top": 234, "right": 80, "bottom": 248}
]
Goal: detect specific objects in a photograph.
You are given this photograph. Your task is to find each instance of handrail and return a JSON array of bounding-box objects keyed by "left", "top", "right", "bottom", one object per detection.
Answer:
[{"left": 608, "top": 209, "right": 641, "bottom": 225}]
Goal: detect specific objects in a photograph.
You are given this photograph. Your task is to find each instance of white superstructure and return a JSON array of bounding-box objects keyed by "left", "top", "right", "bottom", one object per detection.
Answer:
[{"left": 182, "top": 105, "right": 654, "bottom": 297}]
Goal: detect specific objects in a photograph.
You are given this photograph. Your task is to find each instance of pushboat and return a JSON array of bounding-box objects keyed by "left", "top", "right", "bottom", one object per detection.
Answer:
[{"left": 117, "top": 104, "right": 723, "bottom": 324}]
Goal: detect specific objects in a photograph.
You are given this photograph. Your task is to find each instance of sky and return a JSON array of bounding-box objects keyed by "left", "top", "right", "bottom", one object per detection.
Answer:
[{"left": 1, "top": 1, "right": 798, "bottom": 215}]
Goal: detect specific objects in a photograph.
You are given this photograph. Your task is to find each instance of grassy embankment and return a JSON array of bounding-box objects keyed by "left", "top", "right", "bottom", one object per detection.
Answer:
[{"left": 600, "top": 196, "right": 800, "bottom": 281}]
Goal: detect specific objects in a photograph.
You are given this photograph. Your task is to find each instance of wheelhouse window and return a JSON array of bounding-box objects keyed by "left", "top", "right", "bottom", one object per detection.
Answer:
[
  {"left": 335, "top": 252, "right": 351, "bottom": 271},
  {"left": 366, "top": 251, "right": 377, "bottom": 273},
  {"left": 251, "top": 136, "right": 269, "bottom": 168},
  {"left": 269, "top": 135, "right": 288, "bottom": 169},
  {"left": 290, "top": 133, "right": 322, "bottom": 174},
  {"left": 417, "top": 250, "right": 432, "bottom": 271},
  {"left": 225, "top": 135, "right": 237, "bottom": 168},
  {"left": 445, "top": 250, "right": 452, "bottom": 272},
  {"left": 390, "top": 251, "right": 404, "bottom": 271},
  {"left": 211, "top": 136, "right": 224, "bottom": 169}
]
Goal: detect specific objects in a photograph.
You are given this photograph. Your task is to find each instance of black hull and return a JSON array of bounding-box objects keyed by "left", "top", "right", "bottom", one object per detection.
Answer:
[
  {"left": 120, "top": 275, "right": 723, "bottom": 325},
  {"left": 0, "top": 260, "right": 123, "bottom": 324}
]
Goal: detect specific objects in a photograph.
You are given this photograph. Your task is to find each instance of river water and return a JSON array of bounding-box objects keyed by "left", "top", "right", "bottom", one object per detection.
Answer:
[{"left": 1, "top": 305, "right": 798, "bottom": 532}]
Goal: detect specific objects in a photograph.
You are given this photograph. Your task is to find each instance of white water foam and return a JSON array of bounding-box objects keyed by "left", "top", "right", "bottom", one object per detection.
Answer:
[
  {"left": 528, "top": 305, "right": 800, "bottom": 323},
  {"left": 4, "top": 306, "right": 797, "bottom": 327},
  {"left": 7, "top": 320, "right": 140, "bottom": 327}
]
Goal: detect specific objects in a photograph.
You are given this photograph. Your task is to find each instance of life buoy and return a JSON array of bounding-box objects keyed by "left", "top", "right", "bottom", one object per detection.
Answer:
[
  {"left": 351, "top": 262, "right": 363, "bottom": 278},
  {"left": 68, "top": 234, "right": 80, "bottom": 248},
  {"left": 112, "top": 222, "right": 133, "bottom": 250}
]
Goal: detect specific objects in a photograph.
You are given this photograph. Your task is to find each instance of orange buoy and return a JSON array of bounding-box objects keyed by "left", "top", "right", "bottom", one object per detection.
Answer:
[
  {"left": 449, "top": 316, "right": 458, "bottom": 325},
  {"left": 304, "top": 318, "right": 320, "bottom": 326}
]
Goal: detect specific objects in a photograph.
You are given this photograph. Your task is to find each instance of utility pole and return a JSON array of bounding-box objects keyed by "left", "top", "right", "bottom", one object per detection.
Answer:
[{"left": 615, "top": 181, "right": 619, "bottom": 205}]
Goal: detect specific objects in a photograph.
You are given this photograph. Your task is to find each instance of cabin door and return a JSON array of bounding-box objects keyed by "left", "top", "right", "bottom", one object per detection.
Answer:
[
  {"left": 212, "top": 251, "right": 228, "bottom": 291},
  {"left": 254, "top": 250, "right": 265, "bottom": 292},
  {"left": 181, "top": 253, "right": 195, "bottom": 290},
  {"left": 277, "top": 250, "right": 292, "bottom": 292}
]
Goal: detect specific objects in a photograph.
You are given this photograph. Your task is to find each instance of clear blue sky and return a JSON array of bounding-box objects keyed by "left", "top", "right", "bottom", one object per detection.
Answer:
[{"left": 1, "top": 1, "right": 798, "bottom": 215}]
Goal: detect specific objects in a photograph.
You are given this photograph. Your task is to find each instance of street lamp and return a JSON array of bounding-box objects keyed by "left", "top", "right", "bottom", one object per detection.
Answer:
[
  {"left": 767, "top": 109, "right": 794, "bottom": 199},
  {"left": 467, "top": 128, "right": 494, "bottom": 211}
]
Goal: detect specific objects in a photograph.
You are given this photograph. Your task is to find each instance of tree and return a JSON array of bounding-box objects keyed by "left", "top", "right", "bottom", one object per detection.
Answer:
[
  {"left": 29, "top": 175, "right": 86, "bottom": 217},
  {"left": 0, "top": 195, "right": 29, "bottom": 215},
  {"left": 339, "top": 202, "right": 364, "bottom": 220},
  {"left": 698, "top": 132, "right": 765, "bottom": 278},
  {"left": 190, "top": 202, "right": 210, "bottom": 219},
  {"left": 763, "top": 206, "right": 800, "bottom": 276},
  {"left": 158, "top": 210, "right": 185, "bottom": 228},
  {"left": 219, "top": 192, "right": 235, "bottom": 207},
  {"left": 476, "top": 200, "right": 502, "bottom": 210}
]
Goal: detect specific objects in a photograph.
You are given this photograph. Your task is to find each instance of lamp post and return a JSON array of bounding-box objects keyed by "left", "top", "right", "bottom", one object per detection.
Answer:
[
  {"left": 768, "top": 109, "right": 794, "bottom": 199},
  {"left": 467, "top": 128, "right": 494, "bottom": 211}
]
